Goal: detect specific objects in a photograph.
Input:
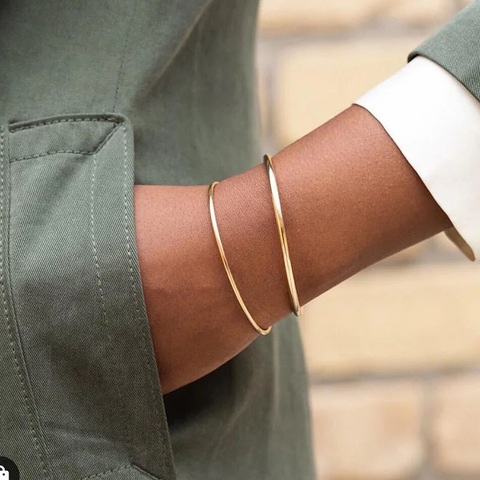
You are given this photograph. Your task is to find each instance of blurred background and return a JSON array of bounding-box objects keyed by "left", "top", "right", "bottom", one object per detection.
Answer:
[{"left": 256, "top": 1, "right": 480, "bottom": 479}]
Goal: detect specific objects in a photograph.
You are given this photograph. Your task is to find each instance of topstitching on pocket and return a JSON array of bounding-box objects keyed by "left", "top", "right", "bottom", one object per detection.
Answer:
[{"left": 0, "top": 113, "right": 176, "bottom": 480}]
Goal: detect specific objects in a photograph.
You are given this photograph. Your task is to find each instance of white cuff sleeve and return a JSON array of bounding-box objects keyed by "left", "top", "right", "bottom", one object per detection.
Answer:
[{"left": 353, "top": 55, "right": 480, "bottom": 262}]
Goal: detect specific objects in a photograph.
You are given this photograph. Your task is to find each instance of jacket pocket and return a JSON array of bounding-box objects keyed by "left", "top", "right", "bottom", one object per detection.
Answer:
[{"left": 2, "top": 113, "right": 176, "bottom": 480}]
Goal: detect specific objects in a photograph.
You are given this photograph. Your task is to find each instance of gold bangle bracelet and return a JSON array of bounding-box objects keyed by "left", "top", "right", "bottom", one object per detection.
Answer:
[
  {"left": 208, "top": 181, "right": 272, "bottom": 336},
  {"left": 263, "top": 154, "right": 304, "bottom": 317}
]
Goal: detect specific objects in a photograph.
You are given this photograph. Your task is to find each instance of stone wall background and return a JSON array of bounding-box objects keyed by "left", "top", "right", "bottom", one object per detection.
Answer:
[{"left": 256, "top": 1, "right": 480, "bottom": 479}]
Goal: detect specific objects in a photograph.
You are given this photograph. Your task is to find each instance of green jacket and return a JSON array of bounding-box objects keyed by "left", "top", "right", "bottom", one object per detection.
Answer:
[{"left": 0, "top": 1, "right": 478, "bottom": 479}]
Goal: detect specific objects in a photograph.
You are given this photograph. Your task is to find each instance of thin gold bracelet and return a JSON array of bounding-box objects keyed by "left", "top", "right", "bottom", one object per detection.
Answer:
[
  {"left": 263, "top": 154, "right": 304, "bottom": 317},
  {"left": 208, "top": 181, "right": 272, "bottom": 336}
]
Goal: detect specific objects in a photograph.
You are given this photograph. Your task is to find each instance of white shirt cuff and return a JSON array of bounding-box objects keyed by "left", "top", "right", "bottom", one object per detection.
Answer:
[{"left": 353, "top": 55, "right": 480, "bottom": 262}]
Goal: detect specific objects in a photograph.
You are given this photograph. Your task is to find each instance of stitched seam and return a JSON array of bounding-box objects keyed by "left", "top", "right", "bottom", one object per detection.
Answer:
[
  {"left": 10, "top": 123, "right": 121, "bottom": 163},
  {"left": 0, "top": 126, "right": 50, "bottom": 479},
  {"left": 89, "top": 149, "right": 132, "bottom": 459},
  {"left": 112, "top": 0, "right": 137, "bottom": 112},
  {"left": 9, "top": 117, "right": 121, "bottom": 132},
  {"left": 121, "top": 124, "right": 166, "bottom": 458},
  {"left": 12, "top": 150, "right": 102, "bottom": 162},
  {"left": 149, "top": 0, "right": 216, "bottom": 87},
  {"left": 131, "top": 464, "right": 159, "bottom": 480},
  {"left": 80, "top": 464, "right": 131, "bottom": 480}
]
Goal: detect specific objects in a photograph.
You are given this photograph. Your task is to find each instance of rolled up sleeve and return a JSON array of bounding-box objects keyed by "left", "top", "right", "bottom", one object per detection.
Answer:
[{"left": 353, "top": 55, "right": 480, "bottom": 262}]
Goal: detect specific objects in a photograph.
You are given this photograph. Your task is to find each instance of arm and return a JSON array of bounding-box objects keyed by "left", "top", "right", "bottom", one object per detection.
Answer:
[{"left": 135, "top": 103, "right": 451, "bottom": 394}]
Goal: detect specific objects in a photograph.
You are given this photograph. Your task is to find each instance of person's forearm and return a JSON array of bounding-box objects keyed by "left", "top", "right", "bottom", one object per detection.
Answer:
[{"left": 134, "top": 104, "right": 451, "bottom": 394}]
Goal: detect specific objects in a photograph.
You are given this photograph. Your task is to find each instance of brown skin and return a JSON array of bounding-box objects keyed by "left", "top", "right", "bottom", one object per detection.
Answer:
[{"left": 134, "top": 104, "right": 452, "bottom": 394}]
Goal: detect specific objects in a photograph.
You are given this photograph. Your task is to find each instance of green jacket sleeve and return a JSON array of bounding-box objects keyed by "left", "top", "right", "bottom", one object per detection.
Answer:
[{"left": 408, "top": 0, "right": 480, "bottom": 102}]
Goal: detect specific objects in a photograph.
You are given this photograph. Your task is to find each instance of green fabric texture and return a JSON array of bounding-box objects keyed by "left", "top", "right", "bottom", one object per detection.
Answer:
[
  {"left": 0, "top": 1, "right": 316, "bottom": 479},
  {"left": 408, "top": 0, "right": 480, "bottom": 102}
]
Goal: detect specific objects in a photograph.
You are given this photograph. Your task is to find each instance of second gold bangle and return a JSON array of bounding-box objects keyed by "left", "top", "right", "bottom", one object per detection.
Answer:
[
  {"left": 263, "top": 154, "right": 304, "bottom": 317},
  {"left": 208, "top": 181, "right": 272, "bottom": 336}
]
